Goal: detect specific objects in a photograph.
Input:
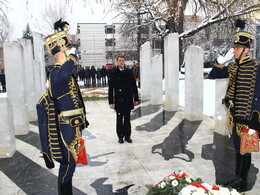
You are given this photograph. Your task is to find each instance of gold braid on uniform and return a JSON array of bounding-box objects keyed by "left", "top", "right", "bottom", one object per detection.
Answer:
[
  {"left": 60, "top": 75, "right": 83, "bottom": 162},
  {"left": 227, "top": 62, "right": 238, "bottom": 100},
  {"left": 68, "top": 77, "right": 80, "bottom": 108},
  {"left": 227, "top": 100, "right": 234, "bottom": 134},
  {"left": 236, "top": 123, "right": 248, "bottom": 136},
  {"left": 60, "top": 126, "right": 81, "bottom": 162},
  {"left": 226, "top": 62, "right": 238, "bottom": 133},
  {"left": 226, "top": 58, "right": 260, "bottom": 136}
]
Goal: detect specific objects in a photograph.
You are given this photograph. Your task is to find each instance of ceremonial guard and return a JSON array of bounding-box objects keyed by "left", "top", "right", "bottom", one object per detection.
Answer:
[
  {"left": 208, "top": 19, "right": 259, "bottom": 192},
  {"left": 36, "top": 19, "right": 89, "bottom": 195}
]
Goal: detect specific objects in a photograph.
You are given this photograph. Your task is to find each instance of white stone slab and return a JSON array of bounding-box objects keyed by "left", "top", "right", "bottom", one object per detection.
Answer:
[
  {"left": 215, "top": 79, "right": 229, "bottom": 135},
  {"left": 4, "top": 42, "right": 30, "bottom": 135},
  {"left": 164, "top": 33, "right": 179, "bottom": 111},
  {"left": 19, "top": 39, "right": 37, "bottom": 121},
  {"left": 151, "top": 54, "right": 163, "bottom": 105},
  {"left": 0, "top": 97, "right": 16, "bottom": 158},
  {"left": 140, "top": 41, "right": 151, "bottom": 100},
  {"left": 184, "top": 45, "right": 204, "bottom": 121},
  {"left": 33, "top": 32, "right": 46, "bottom": 101}
]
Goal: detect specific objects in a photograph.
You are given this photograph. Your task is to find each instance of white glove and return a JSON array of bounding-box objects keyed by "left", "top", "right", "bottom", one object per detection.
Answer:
[
  {"left": 248, "top": 129, "right": 256, "bottom": 135},
  {"left": 68, "top": 47, "right": 76, "bottom": 55},
  {"left": 217, "top": 48, "right": 234, "bottom": 65}
]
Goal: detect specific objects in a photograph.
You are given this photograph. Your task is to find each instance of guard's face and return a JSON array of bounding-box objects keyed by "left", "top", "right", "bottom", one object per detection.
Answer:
[
  {"left": 233, "top": 47, "right": 249, "bottom": 59},
  {"left": 117, "top": 57, "right": 125, "bottom": 69}
]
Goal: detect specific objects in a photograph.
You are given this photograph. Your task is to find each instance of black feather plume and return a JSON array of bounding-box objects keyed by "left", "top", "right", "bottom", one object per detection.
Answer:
[
  {"left": 54, "top": 18, "right": 69, "bottom": 31},
  {"left": 234, "top": 19, "right": 245, "bottom": 30}
]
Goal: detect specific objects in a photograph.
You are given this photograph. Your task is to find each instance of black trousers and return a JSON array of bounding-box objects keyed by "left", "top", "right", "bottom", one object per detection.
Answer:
[
  {"left": 116, "top": 110, "right": 131, "bottom": 139},
  {"left": 58, "top": 124, "right": 77, "bottom": 184}
]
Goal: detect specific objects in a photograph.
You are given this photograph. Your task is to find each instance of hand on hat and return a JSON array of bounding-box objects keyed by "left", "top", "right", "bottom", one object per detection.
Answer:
[
  {"left": 217, "top": 48, "right": 234, "bottom": 65},
  {"left": 68, "top": 47, "right": 76, "bottom": 55}
]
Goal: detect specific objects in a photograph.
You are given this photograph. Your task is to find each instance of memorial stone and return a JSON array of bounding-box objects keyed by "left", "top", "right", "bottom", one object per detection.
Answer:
[
  {"left": 164, "top": 33, "right": 179, "bottom": 111},
  {"left": 215, "top": 79, "right": 229, "bottom": 135},
  {"left": 184, "top": 45, "right": 204, "bottom": 121},
  {"left": 151, "top": 54, "right": 163, "bottom": 105},
  {"left": 140, "top": 41, "right": 151, "bottom": 100},
  {"left": 4, "top": 42, "right": 29, "bottom": 135},
  {"left": 19, "top": 39, "right": 37, "bottom": 121},
  {"left": 0, "top": 96, "right": 16, "bottom": 158},
  {"left": 33, "top": 32, "right": 46, "bottom": 101}
]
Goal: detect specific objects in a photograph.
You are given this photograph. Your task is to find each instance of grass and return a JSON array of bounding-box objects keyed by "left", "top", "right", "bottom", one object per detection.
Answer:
[{"left": 83, "top": 96, "right": 108, "bottom": 101}]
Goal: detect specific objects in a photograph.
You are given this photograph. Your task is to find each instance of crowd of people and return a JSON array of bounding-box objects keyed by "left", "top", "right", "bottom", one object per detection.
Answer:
[{"left": 76, "top": 63, "right": 140, "bottom": 88}]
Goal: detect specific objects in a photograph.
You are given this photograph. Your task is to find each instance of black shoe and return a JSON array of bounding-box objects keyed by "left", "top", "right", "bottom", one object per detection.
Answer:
[
  {"left": 229, "top": 178, "right": 247, "bottom": 192},
  {"left": 118, "top": 138, "right": 124, "bottom": 144},
  {"left": 222, "top": 175, "right": 239, "bottom": 186},
  {"left": 58, "top": 179, "right": 73, "bottom": 195},
  {"left": 125, "top": 138, "right": 132, "bottom": 143}
]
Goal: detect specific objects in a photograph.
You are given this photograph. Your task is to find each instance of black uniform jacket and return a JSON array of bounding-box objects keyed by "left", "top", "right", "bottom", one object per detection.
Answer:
[
  {"left": 36, "top": 53, "right": 88, "bottom": 166},
  {"left": 208, "top": 56, "right": 260, "bottom": 130},
  {"left": 108, "top": 67, "right": 139, "bottom": 112}
]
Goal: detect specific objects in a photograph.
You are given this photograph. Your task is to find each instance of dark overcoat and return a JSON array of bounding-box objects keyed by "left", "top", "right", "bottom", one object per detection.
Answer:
[{"left": 108, "top": 67, "right": 139, "bottom": 112}]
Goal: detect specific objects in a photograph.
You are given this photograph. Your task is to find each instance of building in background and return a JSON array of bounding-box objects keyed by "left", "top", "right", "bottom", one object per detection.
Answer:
[
  {"left": 76, "top": 23, "right": 138, "bottom": 68},
  {"left": 0, "top": 48, "right": 4, "bottom": 71}
]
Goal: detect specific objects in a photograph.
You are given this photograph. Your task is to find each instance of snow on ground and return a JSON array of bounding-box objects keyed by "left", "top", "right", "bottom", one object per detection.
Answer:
[
  {"left": 0, "top": 73, "right": 216, "bottom": 118},
  {"left": 77, "top": 73, "right": 216, "bottom": 118}
]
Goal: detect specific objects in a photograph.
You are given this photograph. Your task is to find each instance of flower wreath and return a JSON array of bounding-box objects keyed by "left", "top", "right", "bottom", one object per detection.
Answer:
[{"left": 146, "top": 170, "right": 240, "bottom": 195}]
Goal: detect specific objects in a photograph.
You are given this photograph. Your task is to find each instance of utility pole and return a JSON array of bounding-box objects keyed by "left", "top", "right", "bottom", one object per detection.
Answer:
[
  {"left": 93, "top": 35, "right": 96, "bottom": 66},
  {"left": 137, "top": 0, "right": 141, "bottom": 62}
]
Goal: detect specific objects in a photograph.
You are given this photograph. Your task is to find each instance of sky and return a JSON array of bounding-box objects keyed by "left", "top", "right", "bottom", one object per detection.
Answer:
[{"left": 6, "top": 0, "right": 118, "bottom": 41}]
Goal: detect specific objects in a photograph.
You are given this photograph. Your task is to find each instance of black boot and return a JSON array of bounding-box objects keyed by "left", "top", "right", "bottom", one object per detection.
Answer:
[
  {"left": 222, "top": 152, "right": 241, "bottom": 186},
  {"left": 58, "top": 179, "right": 73, "bottom": 195},
  {"left": 230, "top": 154, "right": 251, "bottom": 192}
]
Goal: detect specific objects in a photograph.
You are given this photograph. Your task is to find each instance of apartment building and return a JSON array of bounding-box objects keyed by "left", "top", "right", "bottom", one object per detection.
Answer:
[{"left": 76, "top": 23, "right": 138, "bottom": 68}]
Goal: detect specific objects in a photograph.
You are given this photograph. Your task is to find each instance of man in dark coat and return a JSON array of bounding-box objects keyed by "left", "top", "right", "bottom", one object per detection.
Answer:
[
  {"left": 100, "top": 65, "right": 107, "bottom": 86},
  {"left": 208, "top": 20, "right": 259, "bottom": 192},
  {"left": 90, "top": 66, "right": 97, "bottom": 87},
  {"left": 0, "top": 69, "right": 6, "bottom": 92},
  {"left": 108, "top": 55, "right": 139, "bottom": 144},
  {"left": 84, "top": 66, "right": 91, "bottom": 87}
]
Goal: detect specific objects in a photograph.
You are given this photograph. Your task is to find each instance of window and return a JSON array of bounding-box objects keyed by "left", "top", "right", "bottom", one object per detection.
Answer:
[
  {"left": 105, "top": 38, "right": 116, "bottom": 46},
  {"left": 106, "top": 51, "right": 113, "bottom": 59},
  {"left": 77, "top": 25, "right": 80, "bottom": 34},
  {"left": 105, "top": 25, "right": 115, "bottom": 34},
  {"left": 77, "top": 38, "right": 81, "bottom": 47},
  {"left": 257, "top": 26, "right": 260, "bottom": 33}
]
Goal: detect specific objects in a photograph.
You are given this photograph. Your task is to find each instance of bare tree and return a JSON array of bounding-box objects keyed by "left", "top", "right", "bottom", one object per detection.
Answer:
[
  {"left": 0, "top": 0, "right": 10, "bottom": 47},
  {"left": 114, "top": 0, "right": 260, "bottom": 65},
  {"left": 31, "top": 1, "right": 70, "bottom": 36},
  {"left": 22, "top": 23, "right": 33, "bottom": 40}
]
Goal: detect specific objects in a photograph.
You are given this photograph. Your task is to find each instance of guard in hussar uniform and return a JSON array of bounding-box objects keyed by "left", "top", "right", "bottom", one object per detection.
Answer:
[
  {"left": 208, "top": 19, "right": 259, "bottom": 192},
  {"left": 36, "top": 19, "right": 89, "bottom": 195}
]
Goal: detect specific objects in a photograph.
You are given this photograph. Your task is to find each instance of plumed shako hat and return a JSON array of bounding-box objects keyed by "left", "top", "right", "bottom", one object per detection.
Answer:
[
  {"left": 45, "top": 18, "right": 72, "bottom": 55},
  {"left": 233, "top": 19, "right": 254, "bottom": 48}
]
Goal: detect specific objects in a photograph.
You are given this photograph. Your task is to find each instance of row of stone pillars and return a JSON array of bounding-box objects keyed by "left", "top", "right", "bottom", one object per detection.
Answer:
[
  {"left": 140, "top": 33, "right": 229, "bottom": 134},
  {"left": 0, "top": 32, "right": 46, "bottom": 158}
]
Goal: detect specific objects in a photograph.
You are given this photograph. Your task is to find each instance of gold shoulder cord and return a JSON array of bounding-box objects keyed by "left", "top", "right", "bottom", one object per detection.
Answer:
[
  {"left": 227, "top": 100, "right": 234, "bottom": 134},
  {"left": 227, "top": 101, "right": 248, "bottom": 136}
]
